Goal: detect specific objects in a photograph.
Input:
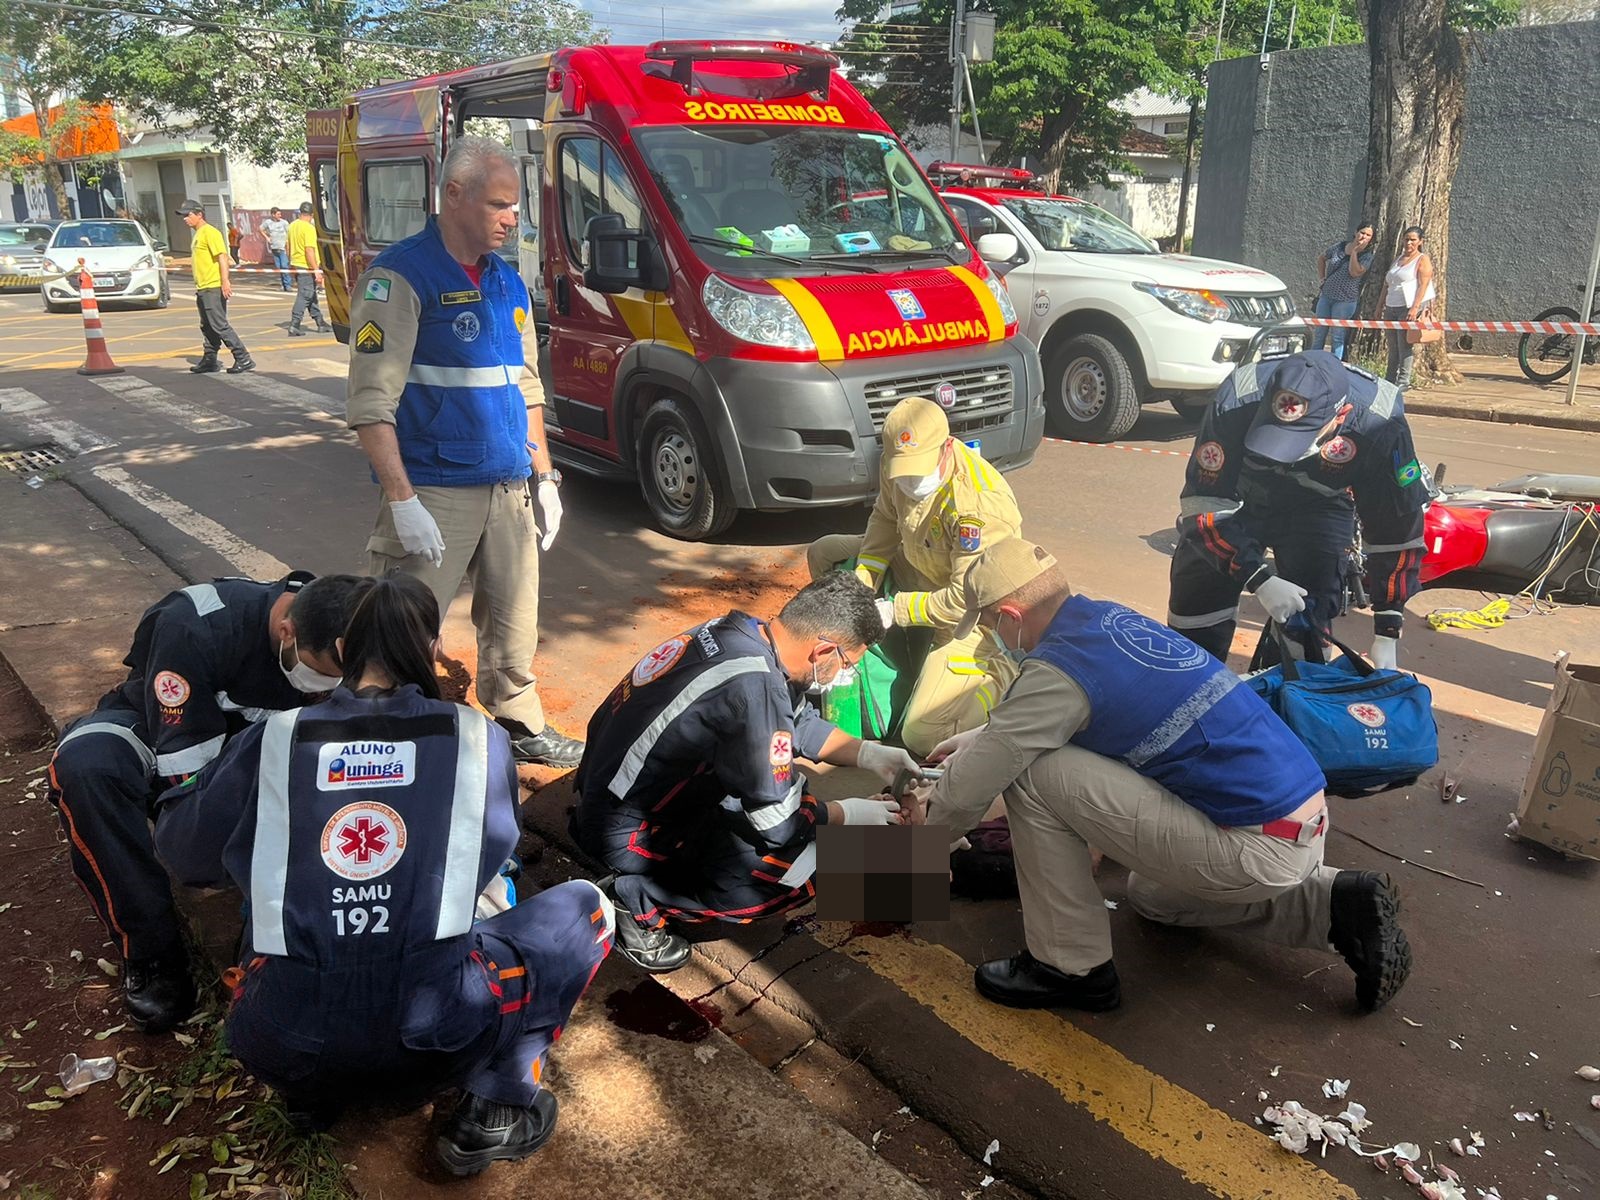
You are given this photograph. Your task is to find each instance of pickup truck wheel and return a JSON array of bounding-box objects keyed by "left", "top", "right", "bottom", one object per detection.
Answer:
[
  {"left": 637, "top": 396, "right": 737, "bottom": 541},
  {"left": 1167, "top": 393, "right": 1212, "bottom": 422},
  {"left": 1046, "top": 333, "right": 1140, "bottom": 442}
]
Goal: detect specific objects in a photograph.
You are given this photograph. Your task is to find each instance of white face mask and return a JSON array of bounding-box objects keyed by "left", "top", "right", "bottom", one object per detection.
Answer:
[
  {"left": 895, "top": 471, "right": 943, "bottom": 500},
  {"left": 278, "top": 635, "right": 343, "bottom": 693}
]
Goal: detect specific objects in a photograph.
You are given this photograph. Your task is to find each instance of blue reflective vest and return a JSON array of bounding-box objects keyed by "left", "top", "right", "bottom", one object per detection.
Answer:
[
  {"left": 1030, "top": 596, "right": 1324, "bottom": 825},
  {"left": 373, "top": 218, "right": 532, "bottom": 487}
]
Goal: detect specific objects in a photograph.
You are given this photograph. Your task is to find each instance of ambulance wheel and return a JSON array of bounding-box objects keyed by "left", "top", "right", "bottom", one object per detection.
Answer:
[
  {"left": 1046, "top": 332, "right": 1140, "bottom": 442},
  {"left": 637, "top": 396, "right": 736, "bottom": 541}
]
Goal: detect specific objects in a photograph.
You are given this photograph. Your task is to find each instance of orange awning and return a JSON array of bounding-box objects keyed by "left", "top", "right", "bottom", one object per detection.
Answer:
[{"left": 2, "top": 102, "right": 121, "bottom": 162}]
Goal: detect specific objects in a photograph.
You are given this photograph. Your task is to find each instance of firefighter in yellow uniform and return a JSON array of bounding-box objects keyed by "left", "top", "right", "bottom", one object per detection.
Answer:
[{"left": 806, "top": 397, "right": 1023, "bottom": 758}]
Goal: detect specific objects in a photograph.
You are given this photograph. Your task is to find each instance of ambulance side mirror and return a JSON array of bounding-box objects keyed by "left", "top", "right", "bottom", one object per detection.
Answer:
[{"left": 585, "top": 212, "right": 667, "bottom": 294}]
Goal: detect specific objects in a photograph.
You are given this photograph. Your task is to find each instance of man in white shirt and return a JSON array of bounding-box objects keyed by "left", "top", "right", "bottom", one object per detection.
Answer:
[{"left": 261, "top": 206, "right": 291, "bottom": 291}]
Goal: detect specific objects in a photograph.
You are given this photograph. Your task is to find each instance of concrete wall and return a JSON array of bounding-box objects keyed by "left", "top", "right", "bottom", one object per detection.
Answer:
[
  {"left": 1194, "top": 20, "right": 1600, "bottom": 325},
  {"left": 1080, "top": 174, "right": 1197, "bottom": 242}
]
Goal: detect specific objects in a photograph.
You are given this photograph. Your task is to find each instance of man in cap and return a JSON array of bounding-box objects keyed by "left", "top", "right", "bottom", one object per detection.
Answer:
[
  {"left": 805, "top": 397, "right": 1025, "bottom": 757},
  {"left": 918, "top": 540, "right": 1412, "bottom": 1014},
  {"left": 1166, "top": 349, "right": 1429, "bottom": 666},
  {"left": 176, "top": 199, "right": 254, "bottom": 374},
  {"left": 285, "top": 201, "right": 332, "bottom": 337}
]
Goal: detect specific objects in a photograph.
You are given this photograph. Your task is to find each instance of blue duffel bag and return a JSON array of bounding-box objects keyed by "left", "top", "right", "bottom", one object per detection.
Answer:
[{"left": 1245, "top": 627, "right": 1439, "bottom": 796}]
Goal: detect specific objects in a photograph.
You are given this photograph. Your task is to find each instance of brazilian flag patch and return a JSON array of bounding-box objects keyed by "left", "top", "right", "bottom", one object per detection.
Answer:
[
  {"left": 354, "top": 321, "right": 384, "bottom": 354},
  {"left": 1395, "top": 458, "right": 1421, "bottom": 486}
]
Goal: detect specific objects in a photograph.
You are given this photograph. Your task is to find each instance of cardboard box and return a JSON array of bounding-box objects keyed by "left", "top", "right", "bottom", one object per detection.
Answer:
[{"left": 1516, "top": 652, "right": 1600, "bottom": 860}]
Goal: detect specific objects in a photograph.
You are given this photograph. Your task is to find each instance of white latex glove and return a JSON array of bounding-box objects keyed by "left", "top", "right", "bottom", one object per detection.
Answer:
[
  {"left": 390, "top": 495, "right": 445, "bottom": 567},
  {"left": 1254, "top": 575, "right": 1308, "bottom": 624},
  {"left": 836, "top": 796, "right": 902, "bottom": 826},
  {"left": 927, "top": 725, "right": 986, "bottom": 764},
  {"left": 857, "top": 740, "right": 921, "bottom": 786},
  {"left": 875, "top": 597, "right": 896, "bottom": 630},
  {"left": 1370, "top": 635, "right": 1398, "bottom": 670},
  {"left": 536, "top": 479, "right": 562, "bottom": 551}
]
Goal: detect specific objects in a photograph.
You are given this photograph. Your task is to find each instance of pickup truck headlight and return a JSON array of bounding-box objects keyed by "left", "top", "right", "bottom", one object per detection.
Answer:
[
  {"left": 982, "top": 269, "right": 1017, "bottom": 325},
  {"left": 702, "top": 275, "right": 815, "bottom": 351},
  {"left": 1134, "top": 282, "right": 1231, "bottom": 323}
]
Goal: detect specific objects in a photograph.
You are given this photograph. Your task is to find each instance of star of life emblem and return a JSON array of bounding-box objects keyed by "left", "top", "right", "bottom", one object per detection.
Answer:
[{"left": 321, "top": 801, "right": 407, "bottom": 880}]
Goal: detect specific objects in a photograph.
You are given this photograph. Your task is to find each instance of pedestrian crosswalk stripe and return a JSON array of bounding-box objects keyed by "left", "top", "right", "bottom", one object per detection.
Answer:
[
  {"left": 88, "top": 375, "right": 249, "bottom": 434},
  {"left": 810, "top": 926, "right": 1358, "bottom": 1200},
  {"left": 301, "top": 357, "right": 348, "bottom": 377},
  {"left": 0, "top": 387, "right": 117, "bottom": 453},
  {"left": 91, "top": 465, "right": 289, "bottom": 580},
  {"left": 221, "top": 372, "right": 342, "bottom": 417}
]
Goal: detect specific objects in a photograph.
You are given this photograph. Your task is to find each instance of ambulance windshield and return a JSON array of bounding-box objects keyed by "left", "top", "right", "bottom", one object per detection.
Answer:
[{"left": 635, "top": 125, "right": 963, "bottom": 274}]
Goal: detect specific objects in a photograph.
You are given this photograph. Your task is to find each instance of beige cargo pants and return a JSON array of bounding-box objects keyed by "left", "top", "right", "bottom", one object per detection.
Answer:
[
  {"left": 366, "top": 480, "right": 547, "bottom": 733},
  {"left": 806, "top": 533, "right": 1017, "bottom": 758}
]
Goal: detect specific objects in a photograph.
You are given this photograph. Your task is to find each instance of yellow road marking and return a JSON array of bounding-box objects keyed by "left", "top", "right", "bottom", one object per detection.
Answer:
[
  {"left": 1, "top": 338, "right": 337, "bottom": 371},
  {"left": 811, "top": 926, "right": 1358, "bottom": 1200}
]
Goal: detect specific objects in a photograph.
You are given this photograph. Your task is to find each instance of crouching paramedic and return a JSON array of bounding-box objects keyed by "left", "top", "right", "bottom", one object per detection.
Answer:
[
  {"left": 1166, "top": 350, "right": 1429, "bottom": 667},
  {"left": 805, "top": 397, "right": 1024, "bottom": 757},
  {"left": 48, "top": 571, "right": 367, "bottom": 1032},
  {"left": 572, "top": 573, "right": 920, "bottom": 973},
  {"left": 922, "top": 540, "right": 1413, "bottom": 1014},
  {"left": 154, "top": 576, "right": 612, "bottom": 1177}
]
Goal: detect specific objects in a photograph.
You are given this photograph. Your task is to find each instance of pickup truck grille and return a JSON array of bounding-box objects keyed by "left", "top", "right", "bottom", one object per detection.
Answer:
[
  {"left": 864, "top": 363, "right": 1016, "bottom": 438},
  {"left": 1220, "top": 291, "right": 1296, "bottom": 325}
]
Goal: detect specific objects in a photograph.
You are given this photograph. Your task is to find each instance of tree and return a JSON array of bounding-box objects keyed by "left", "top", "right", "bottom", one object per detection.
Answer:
[
  {"left": 0, "top": 5, "right": 114, "bottom": 218},
  {"left": 74, "top": 0, "right": 596, "bottom": 173},
  {"left": 836, "top": 0, "right": 1204, "bottom": 193}
]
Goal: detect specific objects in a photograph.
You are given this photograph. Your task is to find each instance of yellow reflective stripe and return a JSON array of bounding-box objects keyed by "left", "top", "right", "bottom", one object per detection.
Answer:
[
  {"left": 768, "top": 277, "right": 845, "bottom": 362},
  {"left": 974, "top": 685, "right": 996, "bottom": 713},
  {"left": 957, "top": 443, "right": 992, "bottom": 492},
  {"left": 858, "top": 554, "right": 890, "bottom": 570},
  {"left": 947, "top": 265, "right": 1005, "bottom": 342}
]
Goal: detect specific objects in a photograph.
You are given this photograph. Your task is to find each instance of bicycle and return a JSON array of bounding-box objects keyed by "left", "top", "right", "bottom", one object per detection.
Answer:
[{"left": 1517, "top": 284, "right": 1600, "bottom": 384}]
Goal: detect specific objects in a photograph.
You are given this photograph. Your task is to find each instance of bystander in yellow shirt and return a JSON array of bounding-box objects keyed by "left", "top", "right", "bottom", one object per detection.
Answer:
[
  {"left": 191, "top": 223, "right": 228, "bottom": 291},
  {"left": 287, "top": 219, "right": 318, "bottom": 271}
]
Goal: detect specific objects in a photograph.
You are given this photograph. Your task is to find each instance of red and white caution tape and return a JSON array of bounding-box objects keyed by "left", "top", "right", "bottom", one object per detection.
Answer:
[{"left": 1304, "top": 316, "right": 1600, "bottom": 336}]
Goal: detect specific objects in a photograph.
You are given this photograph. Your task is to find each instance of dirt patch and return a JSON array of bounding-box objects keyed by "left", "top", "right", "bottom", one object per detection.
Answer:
[{"left": 628, "top": 560, "right": 813, "bottom": 633}]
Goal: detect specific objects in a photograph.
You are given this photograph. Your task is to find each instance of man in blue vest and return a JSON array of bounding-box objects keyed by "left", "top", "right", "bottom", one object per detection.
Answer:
[
  {"left": 347, "top": 135, "right": 582, "bottom": 767},
  {"left": 921, "top": 540, "right": 1413, "bottom": 1013}
]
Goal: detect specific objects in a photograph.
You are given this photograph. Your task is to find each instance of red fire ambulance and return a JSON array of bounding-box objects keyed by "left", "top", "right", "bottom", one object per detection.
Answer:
[{"left": 310, "top": 41, "right": 1044, "bottom": 538}]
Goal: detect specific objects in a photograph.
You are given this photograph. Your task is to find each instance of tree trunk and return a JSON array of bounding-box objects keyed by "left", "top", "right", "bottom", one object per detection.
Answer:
[
  {"left": 1173, "top": 92, "right": 1201, "bottom": 251},
  {"left": 22, "top": 83, "right": 75, "bottom": 221},
  {"left": 1357, "top": 0, "right": 1466, "bottom": 386}
]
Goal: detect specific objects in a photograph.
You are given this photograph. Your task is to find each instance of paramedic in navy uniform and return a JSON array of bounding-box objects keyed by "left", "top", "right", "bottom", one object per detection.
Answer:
[
  {"left": 1165, "top": 350, "right": 1429, "bottom": 667},
  {"left": 47, "top": 571, "right": 368, "bottom": 1032},
  {"left": 921, "top": 541, "right": 1413, "bottom": 1014},
  {"left": 573, "top": 572, "right": 923, "bottom": 973},
  {"left": 155, "top": 575, "right": 613, "bottom": 1176},
  {"left": 347, "top": 134, "right": 583, "bottom": 768}
]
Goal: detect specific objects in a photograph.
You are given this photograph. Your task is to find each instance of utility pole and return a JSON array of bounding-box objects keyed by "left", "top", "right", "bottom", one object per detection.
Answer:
[{"left": 949, "top": 0, "right": 966, "bottom": 161}]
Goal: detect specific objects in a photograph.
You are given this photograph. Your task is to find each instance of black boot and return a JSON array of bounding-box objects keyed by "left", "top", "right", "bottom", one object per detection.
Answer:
[
  {"left": 1329, "top": 871, "right": 1412, "bottom": 1012},
  {"left": 124, "top": 954, "right": 197, "bottom": 1033},
  {"left": 974, "top": 950, "right": 1121, "bottom": 1011},
  {"left": 286, "top": 324, "right": 305, "bottom": 337},
  {"left": 495, "top": 717, "right": 584, "bottom": 767},
  {"left": 314, "top": 317, "right": 333, "bottom": 333},
  {"left": 600, "top": 877, "right": 690, "bottom": 974},
  {"left": 226, "top": 355, "right": 256, "bottom": 374},
  {"left": 189, "top": 355, "right": 220, "bottom": 374},
  {"left": 436, "top": 1089, "right": 558, "bottom": 1177}
]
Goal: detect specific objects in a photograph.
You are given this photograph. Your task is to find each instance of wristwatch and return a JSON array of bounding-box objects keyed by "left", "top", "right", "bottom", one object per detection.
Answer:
[{"left": 536, "top": 469, "right": 563, "bottom": 487}]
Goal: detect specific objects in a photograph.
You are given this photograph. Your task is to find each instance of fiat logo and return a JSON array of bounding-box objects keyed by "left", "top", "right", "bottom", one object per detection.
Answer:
[{"left": 934, "top": 381, "right": 959, "bottom": 409}]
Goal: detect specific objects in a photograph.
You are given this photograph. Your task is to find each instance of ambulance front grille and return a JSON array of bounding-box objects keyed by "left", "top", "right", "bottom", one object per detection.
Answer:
[{"left": 865, "top": 364, "right": 1016, "bottom": 437}]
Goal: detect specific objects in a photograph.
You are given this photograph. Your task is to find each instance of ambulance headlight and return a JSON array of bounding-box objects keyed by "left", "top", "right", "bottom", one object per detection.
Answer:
[
  {"left": 702, "top": 275, "right": 815, "bottom": 352},
  {"left": 982, "top": 269, "right": 1017, "bottom": 326}
]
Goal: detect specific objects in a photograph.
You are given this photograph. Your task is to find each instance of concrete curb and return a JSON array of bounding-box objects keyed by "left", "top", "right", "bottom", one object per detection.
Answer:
[{"left": 1403, "top": 392, "right": 1600, "bottom": 433}]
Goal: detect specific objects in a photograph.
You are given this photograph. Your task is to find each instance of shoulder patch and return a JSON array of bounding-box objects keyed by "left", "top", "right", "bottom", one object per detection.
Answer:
[
  {"left": 363, "top": 277, "right": 391, "bottom": 303},
  {"left": 632, "top": 635, "right": 690, "bottom": 686},
  {"left": 514, "top": 305, "right": 528, "bottom": 332},
  {"left": 153, "top": 670, "right": 190, "bottom": 708},
  {"left": 1395, "top": 457, "right": 1421, "bottom": 486},
  {"left": 1320, "top": 435, "right": 1357, "bottom": 464},
  {"left": 440, "top": 289, "right": 483, "bottom": 306},
  {"left": 957, "top": 517, "right": 984, "bottom": 552},
  {"left": 1195, "top": 441, "right": 1226, "bottom": 473},
  {"left": 695, "top": 626, "right": 722, "bottom": 660},
  {"left": 354, "top": 321, "right": 384, "bottom": 354}
]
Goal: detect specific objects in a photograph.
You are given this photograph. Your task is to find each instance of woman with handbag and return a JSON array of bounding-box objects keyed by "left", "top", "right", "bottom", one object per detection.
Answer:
[{"left": 1381, "top": 225, "right": 1438, "bottom": 387}]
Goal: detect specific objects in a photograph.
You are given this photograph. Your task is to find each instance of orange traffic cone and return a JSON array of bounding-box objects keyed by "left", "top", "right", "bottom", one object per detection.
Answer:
[{"left": 76, "top": 261, "right": 125, "bottom": 377}]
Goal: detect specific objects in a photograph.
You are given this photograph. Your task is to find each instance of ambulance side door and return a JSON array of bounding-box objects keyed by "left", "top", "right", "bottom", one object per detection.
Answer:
[{"left": 547, "top": 132, "right": 647, "bottom": 458}]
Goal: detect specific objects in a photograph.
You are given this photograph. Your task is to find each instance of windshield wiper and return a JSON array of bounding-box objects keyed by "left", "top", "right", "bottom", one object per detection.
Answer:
[
  {"left": 685, "top": 233, "right": 878, "bottom": 275},
  {"left": 813, "top": 245, "right": 965, "bottom": 266}
]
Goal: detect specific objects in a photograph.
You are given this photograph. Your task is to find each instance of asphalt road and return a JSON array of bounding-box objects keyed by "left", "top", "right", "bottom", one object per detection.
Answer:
[{"left": 3, "top": 286, "right": 1600, "bottom": 1200}]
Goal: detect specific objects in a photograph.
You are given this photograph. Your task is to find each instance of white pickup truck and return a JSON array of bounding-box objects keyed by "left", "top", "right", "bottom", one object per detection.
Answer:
[{"left": 935, "top": 169, "right": 1303, "bottom": 441}]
